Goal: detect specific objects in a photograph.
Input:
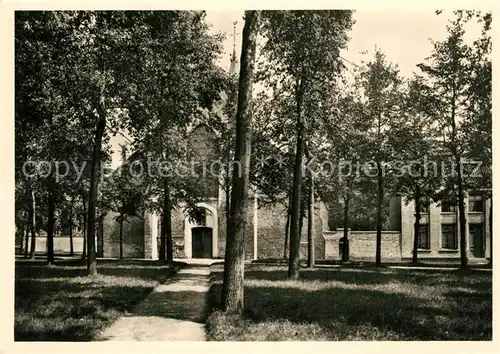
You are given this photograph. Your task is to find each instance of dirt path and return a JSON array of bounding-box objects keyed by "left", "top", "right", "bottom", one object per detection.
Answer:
[{"left": 98, "top": 262, "right": 214, "bottom": 341}]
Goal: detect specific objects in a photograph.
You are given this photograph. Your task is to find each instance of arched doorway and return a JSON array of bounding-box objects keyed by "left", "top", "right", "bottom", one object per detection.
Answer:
[
  {"left": 191, "top": 226, "right": 213, "bottom": 258},
  {"left": 184, "top": 203, "right": 218, "bottom": 258}
]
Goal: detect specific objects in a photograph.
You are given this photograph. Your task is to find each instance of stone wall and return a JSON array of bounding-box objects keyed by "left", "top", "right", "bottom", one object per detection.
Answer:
[{"left": 324, "top": 229, "right": 401, "bottom": 261}]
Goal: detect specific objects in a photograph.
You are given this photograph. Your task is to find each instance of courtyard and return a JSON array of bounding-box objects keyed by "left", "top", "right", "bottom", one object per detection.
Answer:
[
  {"left": 14, "top": 259, "right": 492, "bottom": 341},
  {"left": 206, "top": 264, "right": 492, "bottom": 341}
]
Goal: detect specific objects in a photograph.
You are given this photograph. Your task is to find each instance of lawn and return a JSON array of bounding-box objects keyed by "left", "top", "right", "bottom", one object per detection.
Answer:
[
  {"left": 15, "top": 259, "right": 178, "bottom": 341},
  {"left": 206, "top": 264, "right": 492, "bottom": 341}
]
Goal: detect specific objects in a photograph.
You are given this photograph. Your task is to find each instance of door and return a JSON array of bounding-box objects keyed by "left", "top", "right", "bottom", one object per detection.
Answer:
[
  {"left": 192, "top": 227, "right": 213, "bottom": 258},
  {"left": 469, "top": 223, "right": 485, "bottom": 258}
]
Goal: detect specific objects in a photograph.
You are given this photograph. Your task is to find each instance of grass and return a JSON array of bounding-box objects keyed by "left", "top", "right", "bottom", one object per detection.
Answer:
[
  {"left": 206, "top": 264, "right": 492, "bottom": 341},
  {"left": 15, "top": 258, "right": 178, "bottom": 341}
]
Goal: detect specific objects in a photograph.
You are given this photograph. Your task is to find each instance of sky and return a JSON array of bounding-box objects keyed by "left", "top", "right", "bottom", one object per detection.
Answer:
[
  {"left": 205, "top": 10, "right": 483, "bottom": 78},
  {"left": 110, "top": 10, "right": 483, "bottom": 167}
]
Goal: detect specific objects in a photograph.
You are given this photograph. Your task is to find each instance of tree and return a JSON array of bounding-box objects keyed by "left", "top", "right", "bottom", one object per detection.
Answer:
[
  {"left": 221, "top": 10, "right": 260, "bottom": 315},
  {"left": 417, "top": 10, "right": 491, "bottom": 268},
  {"left": 260, "top": 10, "right": 354, "bottom": 278},
  {"left": 124, "top": 11, "right": 228, "bottom": 263},
  {"left": 389, "top": 75, "right": 443, "bottom": 264},
  {"left": 356, "top": 49, "right": 404, "bottom": 266}
]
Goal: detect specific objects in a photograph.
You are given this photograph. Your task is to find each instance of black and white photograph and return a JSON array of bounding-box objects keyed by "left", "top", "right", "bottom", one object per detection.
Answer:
[{"left": 5, "top": 3, "right": 494, "bottom": 346}]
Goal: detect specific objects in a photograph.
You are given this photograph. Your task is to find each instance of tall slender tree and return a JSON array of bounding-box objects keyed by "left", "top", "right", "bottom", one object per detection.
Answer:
[
  {"left": 221, "top": 10, "right": 261, "bottom": 315},
  {"left": 260, "top": 10, "right": 354, "bottom": 278}
]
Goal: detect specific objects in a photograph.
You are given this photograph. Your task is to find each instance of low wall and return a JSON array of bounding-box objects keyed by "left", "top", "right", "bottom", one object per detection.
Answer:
[
  {"left": 21, "top": 236, "right": 85, "bottom": 255},
  {"left": 324, "top": 229, "right": 401, "bottom": 261}
]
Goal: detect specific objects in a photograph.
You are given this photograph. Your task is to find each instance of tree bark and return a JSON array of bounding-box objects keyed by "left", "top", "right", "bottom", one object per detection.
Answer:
[
  {"left": 221, "top": 10, "right": 260, "bottom": 316},
  {"left": 29, "top": 189, "right": 36, "bottom": 259},
  {"left": 307, "top": 176, "right": 315, "bottom": 268},
  {"left": 225, "top": 181, "right": 231, "bottom": 241},
  {"left": 86, "top": 106, "right": 106, "bottom": 276},
  {"left": 284, "top": 192, "right": 292, "bottom": 260},
  {"left": 69, "top": 200, "right": 74, "bottom": 256},
  {"left": 342, "top": 193, "right": 350, "bottom": 262},
  {"left": 412, "top": 185, "right": 421, "bottom": 265},
  {"left": 288, "top": 74, "right": 307, "bottom": 279},
  {"left": 375, "top": 161, "right": 383, "bottom": 266},
  {"left": 158, "top": 178, "right": 173, "bottom": 262}
]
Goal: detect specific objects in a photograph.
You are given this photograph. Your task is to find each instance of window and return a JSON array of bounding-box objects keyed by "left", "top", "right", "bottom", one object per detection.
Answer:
[
  {"left": 417, "top": 224, "right": 430, "bottom": 249},
  {"left": 441, "top": 224, "right": 457, "bottom": 250},
  {"left": 441, "top": 201, "right": 456, "bottom": 213},
  {"left": 469, "top": 223, "right": 484, "bottom": 248},
  {"left": 469, "top": 194, "right": 484, "bottom": 212}
]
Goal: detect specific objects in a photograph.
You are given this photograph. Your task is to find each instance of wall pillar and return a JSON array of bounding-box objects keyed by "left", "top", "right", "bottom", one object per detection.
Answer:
[{"left": 151, "top": 213, "right": 158, "bottom": 260}]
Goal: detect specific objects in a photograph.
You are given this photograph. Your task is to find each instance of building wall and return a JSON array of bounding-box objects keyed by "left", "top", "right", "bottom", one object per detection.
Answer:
[
  {"left": 256, "top": 201, "right": 325, "bottom": 261},
  {"left": 102, "top": 212, "right": 145, "bottom": 258},
  {"left": 400, "top": 195, "right": 491, "bottom": 260}
]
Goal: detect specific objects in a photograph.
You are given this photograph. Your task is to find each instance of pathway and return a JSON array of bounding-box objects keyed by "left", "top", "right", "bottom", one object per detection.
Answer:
[{"left": 98, "top": 260, "right": 216, "bottom": 341}]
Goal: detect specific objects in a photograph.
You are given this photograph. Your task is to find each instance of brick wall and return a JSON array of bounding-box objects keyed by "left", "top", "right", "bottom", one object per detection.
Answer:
[
  {"left": 257, "top": 201, "right": 325, "bottom": 261},
  {"left": 324, "top": 229, "right": 401, "bottom": 261},
  {"left": 102, "top": 212, "right": 145, "bottom": 258}
]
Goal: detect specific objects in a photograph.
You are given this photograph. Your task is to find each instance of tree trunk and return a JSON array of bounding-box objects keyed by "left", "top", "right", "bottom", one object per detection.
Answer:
[
  {"left": 69, "top": 201, "right": 74, "bottom": 256},
  {"left": 82, "top": 196, "right": 87, "bottom": 259},
  {"left": 225, "top": 176, "right": 231, "bottom": 240},
  {"left": 86, "top": 107, "right": 106, "bottom": 276},
  {"left": 307, "top": 177, "right": 315, "bottom": 268},
  {"left": 298, "top": 198, "right": 305, "bottom": 245},
  {"left": 24, "top": 224, "right": 29, "bottom": 258},
  {"left": 119, "top": 213, "right": 124, "bottom": 259},
  {"left": 284, "top": 193, "right": 292, "bottom": 260},
  {"left": 46, "top": 176, "right": 55, "bottom": 265},
  {"left": 375, "top": 161, "right": 383, "bottom": 266},
  {"left": 412, "top": 185, "right": 421, "bottom": 265},
  {"left": 161, "top": 178, "right": 173, "bottom": 263},
  {"left": 159, "top": 215, "right": 166, "bottom": 261},
  {"left": 342, "top": 193, "right": 350, "bottom": 262},
  {"left": 29, "top": 189, "right": 36, "bottom": 259},
  {"left": 221, "top": 10, "right": 260, "bottom": 316},
  {"left": 24, "top": 193, "right": 33, "bottom": 258},
  {"left": 288, "top": 75, "right": 307, "bottom": 279},
  {"left": 457, "top": 156, "right": 468, "bottom": 268}
]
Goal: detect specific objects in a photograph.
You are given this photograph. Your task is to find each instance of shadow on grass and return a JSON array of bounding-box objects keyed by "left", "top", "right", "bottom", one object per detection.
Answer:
[
  {"left": 15, "top": 259, "right": 180, "bottom": 283},
  {"left": 15, "top": 281, "right": 153, "bottom": 341},
  {"left": 14, "top": 260, "right": 180, "bottom": 341},
  {"left": 207, "top": 265, "right": 492, "bottom": 340},
  {"left": 214, "top": 265, "right": 493, "bottom": 289}
]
